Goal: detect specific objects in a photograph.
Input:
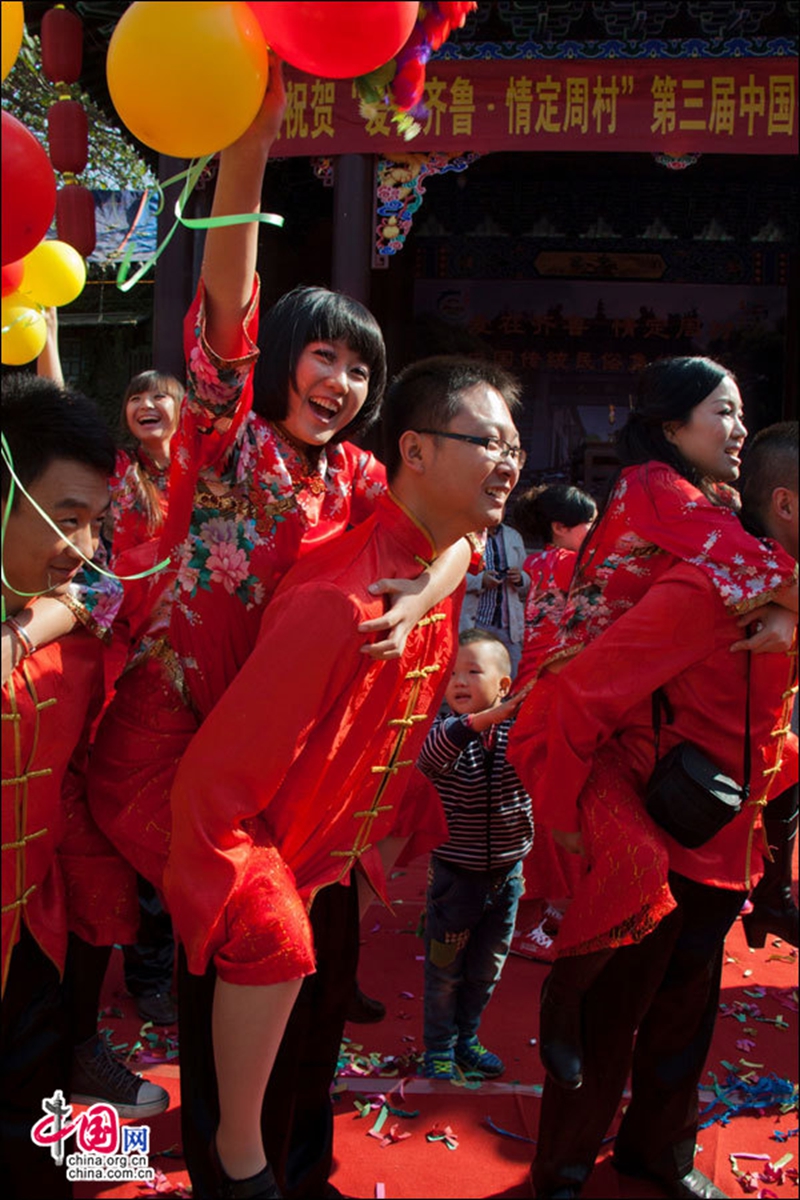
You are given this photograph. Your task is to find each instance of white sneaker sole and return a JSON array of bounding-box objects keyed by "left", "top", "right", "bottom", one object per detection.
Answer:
[{"left": 70, "top": 1092, "right": 169, "bottom": 1119}]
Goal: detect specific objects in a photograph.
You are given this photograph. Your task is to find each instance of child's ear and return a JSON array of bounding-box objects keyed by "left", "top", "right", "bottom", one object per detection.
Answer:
[{"left": 498, "top": 674, "right": 512, "bottom": 699}]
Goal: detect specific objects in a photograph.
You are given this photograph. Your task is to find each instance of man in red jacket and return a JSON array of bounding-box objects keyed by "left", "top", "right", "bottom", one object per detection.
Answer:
[
  {"left": 529, "top": 421, "right": 798, "bottom": 1200},
  {"left": 1, "top": 376, "right": 152, "bottom": 1199},
  {"left": 165, "top": 355, "right": 524, "bottom": 1199}
]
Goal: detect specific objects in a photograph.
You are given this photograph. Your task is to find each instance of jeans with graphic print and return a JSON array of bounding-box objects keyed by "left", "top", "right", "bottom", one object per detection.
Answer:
[{"left": 423, "top": 854, "right": 525, "bottom": 1052}]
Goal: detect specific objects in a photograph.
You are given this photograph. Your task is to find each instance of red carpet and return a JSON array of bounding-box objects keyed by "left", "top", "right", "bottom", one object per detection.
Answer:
[{"left": 72, "top": 856, "right": 798, "bottom": 1200}]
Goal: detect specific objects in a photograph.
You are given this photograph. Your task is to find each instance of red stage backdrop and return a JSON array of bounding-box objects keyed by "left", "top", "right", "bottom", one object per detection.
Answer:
[{"left": 274, "top": 57, "right": 798, "bottom": 157}]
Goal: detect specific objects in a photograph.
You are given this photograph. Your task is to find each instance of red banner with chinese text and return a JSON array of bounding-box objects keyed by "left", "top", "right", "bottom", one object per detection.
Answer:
[{"left": 275, "top": 57, "right": 797, "bottom": 157}]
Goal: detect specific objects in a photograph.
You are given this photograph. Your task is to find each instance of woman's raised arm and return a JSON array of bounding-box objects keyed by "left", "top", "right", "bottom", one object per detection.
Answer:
[{"left": 202, "top": 57, "right": 285, "bottom": 359}]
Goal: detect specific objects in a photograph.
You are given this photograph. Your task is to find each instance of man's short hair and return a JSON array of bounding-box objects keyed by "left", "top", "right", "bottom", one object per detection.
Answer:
[
  {"left": 383, "top": 355, "right": 522, "bottom": 481},
  {"left": 1, "top": 374, "right": 116, "bottom": 508},
  {"left": 458, "top": 626, "right": 512, "bottom": 675},
  {"left": 740, "top": 421, "right": 799, "bottom": 535}
]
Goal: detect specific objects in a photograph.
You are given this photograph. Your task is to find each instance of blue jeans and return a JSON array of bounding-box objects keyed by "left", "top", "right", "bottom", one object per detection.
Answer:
[{"left": 423, "top": 855, "right": 525, "bottom": 1052}]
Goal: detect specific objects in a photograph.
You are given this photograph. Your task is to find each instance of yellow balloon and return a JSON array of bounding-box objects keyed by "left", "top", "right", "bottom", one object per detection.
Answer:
[
  {"left": 107, "top": 1, "right": 269, "bottom": 158},
  {"left": 2, "top": 295, "right": 47, "bottom": 366},
  {"left": 1, "top": 1, "right": 24, "bottom": 83},
  {"left": 20, "top": 240, "right": 87, "bottom": 308}
]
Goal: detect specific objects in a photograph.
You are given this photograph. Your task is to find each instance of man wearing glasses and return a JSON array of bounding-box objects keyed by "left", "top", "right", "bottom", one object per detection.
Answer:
[{"left": 165, "top": 355, "right": 524, "bottom": 1200}]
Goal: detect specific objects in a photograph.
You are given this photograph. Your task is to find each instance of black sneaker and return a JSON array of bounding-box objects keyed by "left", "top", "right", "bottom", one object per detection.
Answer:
[
  {"left": 71, "top": 1035, "right": 169, "bottom": 1118},
  {"left": 135, "top": 991, "right": 178, "bottom": 1026}
]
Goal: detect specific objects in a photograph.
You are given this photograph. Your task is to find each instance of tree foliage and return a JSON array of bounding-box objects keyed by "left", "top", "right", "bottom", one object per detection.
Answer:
[{"left": 1, "top": 28, "right": 156, "bottom": 190}]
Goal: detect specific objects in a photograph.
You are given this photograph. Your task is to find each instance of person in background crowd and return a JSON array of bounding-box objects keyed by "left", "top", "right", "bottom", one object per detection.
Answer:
[
  {"left": 512, "top": 484, "right": 597, "bottom": 692},
  {"left": 505, "top": 484, "right": 597, "bottom": 961},
  {"left": 460, "top": 518, "right": 530, "bottom": 675}
]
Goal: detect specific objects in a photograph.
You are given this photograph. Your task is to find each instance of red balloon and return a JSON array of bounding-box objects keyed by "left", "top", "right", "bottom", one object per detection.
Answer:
[
  {"left": 248, "top": 1, "right": 418, "bottom": 79},
  {"left": 2, "top": 111, "right": 57, "bottom": 265},
  {"left": 1, "top": 258, "right": 24, "bottom": 297}
]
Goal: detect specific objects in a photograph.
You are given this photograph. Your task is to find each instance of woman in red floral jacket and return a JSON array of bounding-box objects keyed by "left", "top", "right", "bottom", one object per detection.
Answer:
[{"left": 87, "top": 66, "right": 468, "bottom": 894}]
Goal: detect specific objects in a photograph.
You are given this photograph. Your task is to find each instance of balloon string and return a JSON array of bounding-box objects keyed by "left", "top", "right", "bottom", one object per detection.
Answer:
[
  {"left": 0, "top": 434, "right": 171, "bottom": 592},
  {"left": 115, "top": 156, "right": 284, "bottom": 293},
  {"left": 1, "top": 309, "right": 44, "bottom": 334}
]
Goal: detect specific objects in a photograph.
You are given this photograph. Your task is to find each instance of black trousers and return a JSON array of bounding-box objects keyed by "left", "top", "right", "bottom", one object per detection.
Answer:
[
  {"left": 532, "top": 873, "right": 746, "bottom": 1197},
  {"left": 123, "top": 875, "right": 175, "bottom": 999},
  {"left": 0, "top": 926, "right": 72, "bottom": 1200},
  {"left": 178, "top": 880, "right": 360, "bottom": 1200}
]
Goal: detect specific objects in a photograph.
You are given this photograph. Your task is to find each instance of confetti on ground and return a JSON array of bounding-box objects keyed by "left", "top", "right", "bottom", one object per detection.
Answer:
[
  {"left": 700, "top": 1073, "right": 799, "bottom": 1129},
  {"left": 337, "top": 1037, "right": 423, "bottom": 1079},
  {"left": 426, "top": 1124, "right": 459, "bottom": 1150},
  {"left": 483, "top": 1115, "right": 536, "bottom": 1145},
  {"left": 367, "top": 1121, "right": 412, "bottom": 1148},
  {"left": 730, "top": 1149, "right": 798, "bottom": 1194},
  {"left": 138, "top": 1169, "right": 191, "bottom": 1197}
]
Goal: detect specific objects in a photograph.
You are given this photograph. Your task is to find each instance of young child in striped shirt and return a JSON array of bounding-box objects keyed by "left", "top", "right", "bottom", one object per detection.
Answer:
[{"left": 417, "top": 628, "right": 533, "bottom": 1080}]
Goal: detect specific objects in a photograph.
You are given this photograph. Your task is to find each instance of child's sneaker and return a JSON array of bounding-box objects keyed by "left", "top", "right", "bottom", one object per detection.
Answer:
[
  {"left": 423, "top": 1049, "right": 459, "bottom": 1080},
  {"left": 455, "top": 1036, "right": 505, "bottom": 1078}
]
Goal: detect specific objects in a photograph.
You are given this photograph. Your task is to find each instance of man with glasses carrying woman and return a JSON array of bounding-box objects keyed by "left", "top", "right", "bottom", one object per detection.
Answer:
[{"left": 164, "top": 355, "right": 524, "bottom": 1200}]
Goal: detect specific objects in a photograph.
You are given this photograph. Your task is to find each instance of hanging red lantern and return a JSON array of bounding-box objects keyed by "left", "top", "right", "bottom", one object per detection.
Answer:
[
  {"left": 56, "top": 182, "right": 95, "bottom": 258},
  {"left": 41, "top": 5, "right": 83, "bottom": 83},
  {"left": 47, "top": 98, "right": 88, "bottom": 174},
  {"left": 39, "top": 6, "right": 95, "bottom": 259}
]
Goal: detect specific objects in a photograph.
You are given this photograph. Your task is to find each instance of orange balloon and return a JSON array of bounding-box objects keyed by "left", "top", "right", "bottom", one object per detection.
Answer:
[
  {"left": 1, "top": 1, "right": 24, "bottom": 83},
  {"left": 107, "top": 2, "right": 269, "bottom": 158}
]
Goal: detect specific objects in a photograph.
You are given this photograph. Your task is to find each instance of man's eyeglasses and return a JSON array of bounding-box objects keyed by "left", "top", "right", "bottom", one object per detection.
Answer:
[{"left": 414, "top": 429, "right": 527, "bottom": 468}]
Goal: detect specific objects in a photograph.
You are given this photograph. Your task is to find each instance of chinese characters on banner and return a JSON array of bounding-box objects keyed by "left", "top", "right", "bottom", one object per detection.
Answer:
[
  {"left": 412, "top": 280, "right": 787, "bottom": 378},
  {"left": 275, "top": 58, "right": 797, "bottom": 157}
]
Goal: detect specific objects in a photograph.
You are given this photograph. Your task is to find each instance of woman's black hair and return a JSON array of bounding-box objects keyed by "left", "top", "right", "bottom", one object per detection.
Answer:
[
  {"left": 512, "top": 484, "right": 597, "bottom": 544},
  {"left": 252, "top": 286, "right": 387, "bottom": 443},
  {"left": 575, "top": 355, "right": 738, "bottom": 571},
  {"left": 616, "top": 356, "right": 734, "bottom": 488}
]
